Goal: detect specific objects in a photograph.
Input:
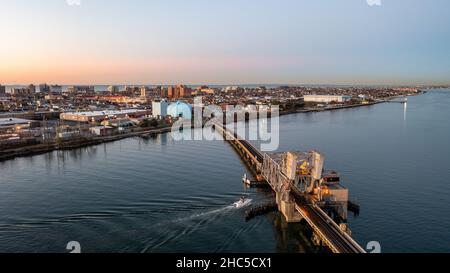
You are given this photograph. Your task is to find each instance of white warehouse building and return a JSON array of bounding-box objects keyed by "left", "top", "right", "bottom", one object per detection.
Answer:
[
  {"left": 152, "top": 100, "right": 168, "bottom": 118},
  {"left": 303, "top": 95, "right": 352, "bottom": 103}
]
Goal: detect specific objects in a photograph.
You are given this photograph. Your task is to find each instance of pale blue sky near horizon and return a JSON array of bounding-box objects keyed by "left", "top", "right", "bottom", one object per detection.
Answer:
[{"left": 0, "top": 0, "right": 449, "bottom": 85}]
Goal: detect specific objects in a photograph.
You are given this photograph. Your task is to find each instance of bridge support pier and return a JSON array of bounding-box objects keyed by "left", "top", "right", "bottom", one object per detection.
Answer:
[
  {"left": 277, "top": 192, "right": 303, "bottom": 223},
  {"left": 312, "top": 232, "right": 324, "bottom": 247}
]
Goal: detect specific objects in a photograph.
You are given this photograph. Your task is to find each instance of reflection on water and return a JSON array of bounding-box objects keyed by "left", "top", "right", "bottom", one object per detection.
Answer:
[
  {"left": 404, "top": 102, "right": 408, "bottom": 121},
  {"left": 266, "top": 212, "right": 329, "bottom": 253}
]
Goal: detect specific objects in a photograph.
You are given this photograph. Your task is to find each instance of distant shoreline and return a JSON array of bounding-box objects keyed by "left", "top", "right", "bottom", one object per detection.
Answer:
[{"left": 0, "top": 94, "right": 417, "bottom": 163}]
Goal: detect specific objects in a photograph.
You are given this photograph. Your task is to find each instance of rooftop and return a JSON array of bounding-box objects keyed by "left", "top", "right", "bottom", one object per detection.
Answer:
[
  {"left": 0, "top": 118, "right": 33, "bottom": 127},
  {"left": 62, "top": 109, "right": 146, "bottom": 117}
]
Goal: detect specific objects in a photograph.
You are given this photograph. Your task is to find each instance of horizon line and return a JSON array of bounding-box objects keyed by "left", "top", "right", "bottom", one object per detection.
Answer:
[{"left": 2, "top": 82, "right": 449, "bottom": 88}]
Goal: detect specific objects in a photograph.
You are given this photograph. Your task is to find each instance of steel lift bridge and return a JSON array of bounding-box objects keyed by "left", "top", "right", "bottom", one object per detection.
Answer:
[{"left": 213, "top": 121, "right": 366, "bottom": 253}]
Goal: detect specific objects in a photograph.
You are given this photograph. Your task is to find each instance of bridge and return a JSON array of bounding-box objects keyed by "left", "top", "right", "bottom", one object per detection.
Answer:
[{"left": 213, "top": 121, "right": 366, "bottom": 253}]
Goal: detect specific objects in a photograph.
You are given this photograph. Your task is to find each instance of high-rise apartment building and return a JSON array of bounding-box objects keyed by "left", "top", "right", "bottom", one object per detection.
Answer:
[{"left": 0, "top": 84, "right": 5, "bottom": 96}]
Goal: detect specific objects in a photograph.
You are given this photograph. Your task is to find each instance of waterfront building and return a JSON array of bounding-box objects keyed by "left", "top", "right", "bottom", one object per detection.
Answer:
[
  {"left": 58, "top": 131, "right": 80, "bottom": 140},
  {"left": 89, "top": 126, "right": 114, "bottom": 136},
  {"left": 60, "top": 109, "right": 148, "bottom": 123},
  {"left": 152, "top": 100, "right": 168, "bottom": 118},
  {"left": 0, "top": 118, "right": 36, "bottom": 132},
  {"left": 303, "top": 95, "right": 352, "bottom": 103}
]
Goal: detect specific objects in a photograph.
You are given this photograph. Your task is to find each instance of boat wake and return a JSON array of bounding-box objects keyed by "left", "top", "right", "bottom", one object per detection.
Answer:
[
  {"left": 233, "top": 199, "right": 252, "bottom": 209},
  {"left": 171, "top": 205, "right": 235, "bottom": 223},
  {"left": 140, "top": 203, "right": 241, "bottom": 252}
]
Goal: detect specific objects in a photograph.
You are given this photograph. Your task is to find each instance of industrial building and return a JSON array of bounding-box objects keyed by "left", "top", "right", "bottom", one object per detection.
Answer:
[
  {"left": 89, "top": 126, "right": 114, "bottom": 136},
  {"left": 167, "top": 101, "right": 192, "bottom": 120},
  {"left": 60, "top": 109, "right": 148, "bottom": 123},
  {"left": 0, "top": 118, "right": 37, "bottom": 132},
  {"left": 152, "top": 100, "right": 168, "bottom": 118},
  {"left": 304, "top": 95, "right": 352, "bottom": 103}
]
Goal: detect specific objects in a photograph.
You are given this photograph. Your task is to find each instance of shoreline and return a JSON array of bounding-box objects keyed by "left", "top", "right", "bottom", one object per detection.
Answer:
[
  {"left": 0, "top": 96, "right": 413, "bottom": 163},
  {"left": 0, "top": 127, "right": 172, "bottom": 162},
  {"left": 279, "top": 100, "right": 386, "bottom": 115}
]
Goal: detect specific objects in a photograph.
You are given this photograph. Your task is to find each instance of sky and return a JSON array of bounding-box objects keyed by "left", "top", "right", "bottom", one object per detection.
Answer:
[{"left": 0, "top": 0, "right": 449, "bottom": 85}]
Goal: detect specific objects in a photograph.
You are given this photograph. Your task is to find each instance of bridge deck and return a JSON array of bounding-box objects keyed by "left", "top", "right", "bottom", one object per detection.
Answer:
[{"left": 214, "top": 121, "right": 365, "bottom": 253}]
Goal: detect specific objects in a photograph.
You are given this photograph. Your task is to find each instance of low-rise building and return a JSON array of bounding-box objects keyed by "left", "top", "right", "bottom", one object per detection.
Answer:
[
  {"left": 60, "top": 109, "right": 148, "bottom": 123},
  {"left": 0, "top": 118, "right": 38, "bottom": 132},
  {"left": 304, "top": 95, "right": 352, "bottom": 103},
  {"left": 58, "top": 131, "right": 80, "bottom": 140},
  {"left": 89, "top": 126, "right": 115, "bottom": 136},
  {"left": 98, "top": 96, "right": 147, "bottom": 104}
]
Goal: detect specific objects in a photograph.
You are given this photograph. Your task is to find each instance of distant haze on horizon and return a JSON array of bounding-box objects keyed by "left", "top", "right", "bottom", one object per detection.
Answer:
[{"left": 1, "top": 0, "right": 449, "bottom": 86}]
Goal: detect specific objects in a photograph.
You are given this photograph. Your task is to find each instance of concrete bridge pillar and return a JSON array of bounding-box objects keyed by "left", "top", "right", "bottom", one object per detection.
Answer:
[
  {"left": 276, "top": 190, "right": 303, "bottom": 223},
  {"left": 276, "top": 191, "right": 282, "bottom": 210},
  {"left": 312, "top": 232, "right": 323, "bottom": 246},
  {"left": 280, "top": 199, "right": 303, "bottom": 223}
]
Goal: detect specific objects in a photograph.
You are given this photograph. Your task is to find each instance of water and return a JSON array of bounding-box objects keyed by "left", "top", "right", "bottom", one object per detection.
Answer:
[
  {"left": 0, "top": 89, "right": 449, "bottom": 253},
  {"left": 0, "top": 134, "right": 319, "bottom": 253}
]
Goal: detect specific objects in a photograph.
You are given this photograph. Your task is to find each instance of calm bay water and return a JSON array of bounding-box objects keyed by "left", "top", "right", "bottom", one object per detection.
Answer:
[{"left": 1, "top": 89, "right": 450, "bottom": 253}]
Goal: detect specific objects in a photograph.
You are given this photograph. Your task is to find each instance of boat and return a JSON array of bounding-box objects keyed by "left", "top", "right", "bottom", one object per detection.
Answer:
[
  {"left": 233, "top": 198, "right": 252, "bottom": 209},
  {"left": 242, "top": 174, "right": 270, "bottom": 188},
  {"left": 242, "top": 173, "right": 252, "bottom": 186}
]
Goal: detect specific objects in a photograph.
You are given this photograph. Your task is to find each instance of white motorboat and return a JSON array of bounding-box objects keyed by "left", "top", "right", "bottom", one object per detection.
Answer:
[
  {"left": 233, "top": 198, "right": 252, "bottom": 209},
  {"left": 242, "top": 174, "right": 252, "bottom": 186}
]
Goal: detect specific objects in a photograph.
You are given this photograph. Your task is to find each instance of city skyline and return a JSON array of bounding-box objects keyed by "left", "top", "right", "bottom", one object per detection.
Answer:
[{"left": 1, "top": 0, "right": 450, "bottom": 85}]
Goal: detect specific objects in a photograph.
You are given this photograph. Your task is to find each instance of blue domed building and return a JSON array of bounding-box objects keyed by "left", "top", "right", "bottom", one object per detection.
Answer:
[{"left": 167, "top": 101, "right": 192, "bottom": 120}]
